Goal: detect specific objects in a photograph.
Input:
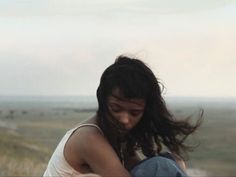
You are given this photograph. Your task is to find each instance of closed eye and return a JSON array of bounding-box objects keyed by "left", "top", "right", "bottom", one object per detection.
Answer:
[
  {"left": 129, "top": 110, "right": 143, "bottom": 117},
  {"left": 109, "top": 104, "right": 122, "bottom": 113}
]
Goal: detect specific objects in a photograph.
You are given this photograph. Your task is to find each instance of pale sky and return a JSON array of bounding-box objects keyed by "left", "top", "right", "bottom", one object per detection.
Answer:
[{"left": 0, "top": 0, "right": 236, "bottom": 97}]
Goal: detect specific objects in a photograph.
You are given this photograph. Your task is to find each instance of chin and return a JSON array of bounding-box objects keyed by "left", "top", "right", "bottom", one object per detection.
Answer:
[{"left": 118, "top": 129, "right": 131, "bottom": 138}]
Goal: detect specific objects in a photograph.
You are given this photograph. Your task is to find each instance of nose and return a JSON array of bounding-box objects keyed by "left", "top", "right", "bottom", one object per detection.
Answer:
[{"left": 119, "top": 112, "right": 130, "bottom": 126}]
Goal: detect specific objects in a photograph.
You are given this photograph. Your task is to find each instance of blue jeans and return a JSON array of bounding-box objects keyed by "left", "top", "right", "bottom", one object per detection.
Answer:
[{"left": 130, "top": 156, "right": 187, "bottom": 177}]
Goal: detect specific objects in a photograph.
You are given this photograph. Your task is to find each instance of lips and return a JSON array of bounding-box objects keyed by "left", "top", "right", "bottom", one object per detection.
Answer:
[{"left": 117, "top": 128, "right": 128, "bottom": 134}]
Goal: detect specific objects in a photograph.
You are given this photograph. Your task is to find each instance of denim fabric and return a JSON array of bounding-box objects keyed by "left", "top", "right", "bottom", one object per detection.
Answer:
[{"left": 130, "top": 156, "right": 187, "bottom": 177}]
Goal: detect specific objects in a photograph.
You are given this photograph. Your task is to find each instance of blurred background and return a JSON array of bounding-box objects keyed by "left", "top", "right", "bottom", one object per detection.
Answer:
[{"left": 0, "top": 0, "right": 236, "bottom": 176}]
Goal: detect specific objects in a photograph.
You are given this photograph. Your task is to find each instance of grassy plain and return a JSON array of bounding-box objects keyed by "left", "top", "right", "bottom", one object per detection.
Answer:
[{"left": 0, "top": 98, "right": 235, "bottom": 176}]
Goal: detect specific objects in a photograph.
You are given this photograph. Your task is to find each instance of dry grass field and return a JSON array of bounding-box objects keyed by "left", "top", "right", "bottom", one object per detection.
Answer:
[{"left": 0, "top": 97, "right": 235, "bottom": 176}]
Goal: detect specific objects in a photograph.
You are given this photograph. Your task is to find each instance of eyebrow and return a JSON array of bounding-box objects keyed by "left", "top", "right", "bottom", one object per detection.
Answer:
[
  {"left": 110, "top": 94, "right": 124, "bottom": 100},
  {"left": 109, "top": 94, "right": 145, "bottom": 107},
  {"left": 108, "top": 102, "right": 145, "bottom": 112}
]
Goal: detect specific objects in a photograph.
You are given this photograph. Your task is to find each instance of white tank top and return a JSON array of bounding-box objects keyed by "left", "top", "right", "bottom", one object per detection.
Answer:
[{"left": 43, "top": 123, "right": 103, "bottom": 177}]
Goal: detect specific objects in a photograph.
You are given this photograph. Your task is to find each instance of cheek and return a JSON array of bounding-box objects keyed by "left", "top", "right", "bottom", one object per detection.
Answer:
[
  {"left": 106, "top": 111, "right": 120, "bottom": 124},
  {"left": 131, "top": 115, "right": 143, "bottom": 126},
  {"left": 107, "top": 109, "right": 118, "bottom": 119}
]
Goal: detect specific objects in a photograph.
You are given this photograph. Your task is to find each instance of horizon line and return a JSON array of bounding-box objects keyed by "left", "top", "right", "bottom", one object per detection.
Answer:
[{"left": 0, "top": 94, "right": 236, "bottom": 100}]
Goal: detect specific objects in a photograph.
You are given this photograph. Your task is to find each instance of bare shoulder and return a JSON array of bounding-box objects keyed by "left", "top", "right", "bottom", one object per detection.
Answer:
[
  {"left": 64, "top": 123, "right": 104, "bottom": 165},
  {"left": 73, "top": 123, "right": 106, "bottom": 154},
  {"left": 65, "top": 123, "right": 130, "bottom": 177}
]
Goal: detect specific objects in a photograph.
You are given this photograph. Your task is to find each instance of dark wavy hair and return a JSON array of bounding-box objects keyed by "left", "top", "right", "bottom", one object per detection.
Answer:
[{"left": 96, "top": 55, "right": 203, "bottom": 162}]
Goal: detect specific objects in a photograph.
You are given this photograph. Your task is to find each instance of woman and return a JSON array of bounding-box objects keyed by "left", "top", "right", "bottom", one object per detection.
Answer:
[{"left": 44, "top": 55, "right": 202, "bottom": 177}]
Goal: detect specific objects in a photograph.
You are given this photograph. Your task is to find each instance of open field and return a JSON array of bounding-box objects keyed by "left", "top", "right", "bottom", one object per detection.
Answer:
[
  {"left": 0, "top": 97, "right": 236, "bottom": 176},
  {"left": 168, "top": 99, "right": 236, "bottom": 176}
]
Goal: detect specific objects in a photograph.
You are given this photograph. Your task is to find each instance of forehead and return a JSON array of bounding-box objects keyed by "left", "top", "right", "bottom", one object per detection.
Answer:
[{"left": 107, "top": 88, "right": 146, "bottom": 107}]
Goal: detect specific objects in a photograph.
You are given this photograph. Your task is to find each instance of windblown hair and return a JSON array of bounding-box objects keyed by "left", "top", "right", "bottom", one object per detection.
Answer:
[{"left": 96, "top": 55, "right": 203, "bottom": 161}]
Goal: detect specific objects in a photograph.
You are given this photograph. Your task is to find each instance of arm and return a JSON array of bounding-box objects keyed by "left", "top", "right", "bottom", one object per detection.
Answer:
[
  {"left": 67, "top": 128, "right": 130, "bottom": 177},
  {"left": 82, "top": 133, "right": 131, "bottom": 177},
  {"left": 79, "top": 174, "right": 101, "bottom": 177}
]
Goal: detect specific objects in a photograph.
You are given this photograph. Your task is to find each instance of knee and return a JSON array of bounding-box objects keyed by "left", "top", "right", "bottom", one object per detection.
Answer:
[{"left": 131, "top": 156, "right": 187, "bottom": 177}]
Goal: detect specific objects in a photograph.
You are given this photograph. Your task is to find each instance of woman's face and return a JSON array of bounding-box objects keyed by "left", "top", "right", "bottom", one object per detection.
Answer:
[{"left": 106, "top": 89, "right": 146, "bottom": 137}]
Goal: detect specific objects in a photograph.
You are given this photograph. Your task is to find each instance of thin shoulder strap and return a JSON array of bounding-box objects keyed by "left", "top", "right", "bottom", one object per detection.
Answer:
[{"left": 77, "top": 123, "right": 104, "bottom": 136}]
